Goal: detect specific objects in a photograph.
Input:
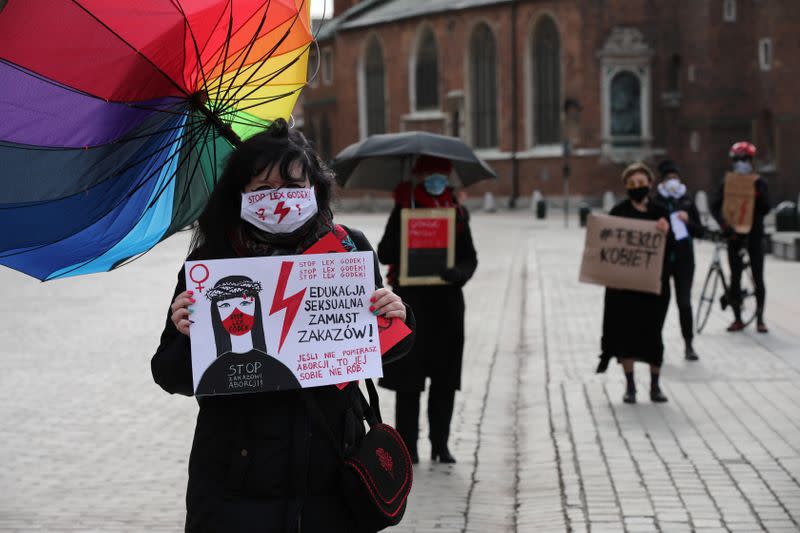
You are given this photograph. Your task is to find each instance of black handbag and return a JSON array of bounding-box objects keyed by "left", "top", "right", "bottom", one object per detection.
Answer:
[{"left": 305, "top": 380, "right": 413, "bottom": 531}]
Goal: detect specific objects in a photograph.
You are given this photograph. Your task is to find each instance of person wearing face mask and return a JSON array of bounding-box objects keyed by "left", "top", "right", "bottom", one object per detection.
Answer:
[
  {"left": 711, "top": 141, "right": 771, "bottom": 333},
  {"left": 377, "top": 155, "right": 478, "bottom": 464},
  {"left": 651, "top": 160, "right": 704, "bottom": 360},
  {"left": 150, "top": 119, "right": 416, "bottom": 533},
  {"left": 597, "top": 163, "right": 673, "bottom": 404}
]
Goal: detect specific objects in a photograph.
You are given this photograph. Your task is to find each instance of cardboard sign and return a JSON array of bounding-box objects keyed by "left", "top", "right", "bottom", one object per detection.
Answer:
[
  {"left": 304, "top": 231, "right": 412, "bottom": 390},
  {"left": 185, "top": 252, "right": 382, "bottom": 396},
  {"left": 722, "top": 172, "right": 757, "bottom": 234},
  {"left": 579, "top": 214, "right": 666, "bottom": 295},
  {"left": 399, "top": 208, "right": 456, "bottom": 286}
]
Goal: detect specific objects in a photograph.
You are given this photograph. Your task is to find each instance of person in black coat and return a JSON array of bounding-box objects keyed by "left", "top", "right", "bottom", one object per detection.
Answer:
[
  {"left": 151, "top": 120, "right": 415, "bottom": 533},
  {"left": 711, "top": 141, "right": 771, "bottom": 333},
  {"left": 598, "top": 162, "right": 672, "bottom": 404},
  {"left": 377, "top": 156, "right": 478, "bottom": 464},
  {"left": 651, "top": 160, "right": 704, "bottom": 360}
]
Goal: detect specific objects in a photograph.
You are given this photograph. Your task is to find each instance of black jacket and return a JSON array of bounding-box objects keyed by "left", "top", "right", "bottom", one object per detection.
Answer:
[
  {"left": 651, "top": 190, "right": 703, "bottom": 265},
  {"left": 151, "top": 227, "right": 415, "bottom": 533},
  {"left": 376, "top": 205, "right": 477, "bottom": 392},
  {"left": 711, "top": 175, "right": 771, "bottom": 238}
]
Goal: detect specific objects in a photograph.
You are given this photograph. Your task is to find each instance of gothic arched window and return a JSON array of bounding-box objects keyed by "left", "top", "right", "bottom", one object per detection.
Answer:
[
  {"left": 305, "top": 118, "right": 317, "bottom": 147},
  {"left": 415, "top": 28, "right": 439, "bottom": 110},
  {"left": 469, "top": 23, "right": 497, "bottom": 148},
  {"left": 533, "top": 16, "right": 561, "bottom": 144},
  {"left": 320, "top": 114, "right": 332, "bottom": 161},
  {"left": 364, "top": 37, "right": 386, "bottom": 135}
]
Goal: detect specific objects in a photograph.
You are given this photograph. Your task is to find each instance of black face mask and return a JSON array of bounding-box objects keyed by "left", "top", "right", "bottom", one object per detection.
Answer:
[{"left": 627, "top": 186, "right": 650, "bottom": 203}]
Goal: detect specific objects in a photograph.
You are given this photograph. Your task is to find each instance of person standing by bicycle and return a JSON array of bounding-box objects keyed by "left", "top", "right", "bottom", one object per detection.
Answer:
[
  {"left": 711, "top": 141, "right": 771, "bottom": 333},
  {"left": 652, "top": 160, "right": 704, "bottom": 361}
]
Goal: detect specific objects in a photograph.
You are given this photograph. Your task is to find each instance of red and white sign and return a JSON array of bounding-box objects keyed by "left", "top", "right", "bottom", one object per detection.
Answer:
[{"left": 185, "top": 251, "right": 381, "bottom": 396}]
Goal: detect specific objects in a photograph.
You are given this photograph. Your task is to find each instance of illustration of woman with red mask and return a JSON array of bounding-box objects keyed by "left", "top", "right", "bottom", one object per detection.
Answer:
[{"left": 195, "top": 275, "right": 299, "bottom": 395}]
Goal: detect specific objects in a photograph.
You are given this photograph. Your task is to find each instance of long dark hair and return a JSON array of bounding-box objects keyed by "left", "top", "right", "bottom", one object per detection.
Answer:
[
  {"left": 207, "top": 275, "right": 266, "bottom": 356},
  {"left": 191, "top": 119, "right": 335, "bottom": 255}
]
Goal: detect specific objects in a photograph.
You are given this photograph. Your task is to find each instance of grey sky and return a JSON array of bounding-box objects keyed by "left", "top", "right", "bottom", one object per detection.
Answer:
[{"left": 311, "top": 0, "right": 333, "bottom": 18}]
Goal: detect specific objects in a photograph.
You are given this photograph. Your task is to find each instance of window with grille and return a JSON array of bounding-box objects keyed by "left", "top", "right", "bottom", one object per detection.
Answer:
[
  {"left": 759, "top": 38, "right": 773, "bottom": 71},
  {"left": 364, "top": 38, "right": 386, "bottom": 135},
  {"left": 533, "top": 16, "right": 561, "bottom": 144},
  {"left": 469, "top": 23, "right": 497, "bottom": 148},
  {"left": 610, "top": 71, "right": 641, "bottom": 145},
  {"left": 308, "top": 46, "right": 319, "bottom": 88},
  {"left": 320, "top": 115, "right": 332, "bottom": 161},
  {"left": 305, "top": 118, "right": 317, "bottom": 147},
  {"left": 668, "top": 54, "right": 681, "bottom": 91},
  {"left": 415, "top": 28, "right": 439, "bottom": 110},
  {"left": 723, "top": 0, "right": 737, "bottom": 22},
  {"left": 322, "top": 49, "right": 333, "bottom": 85}
]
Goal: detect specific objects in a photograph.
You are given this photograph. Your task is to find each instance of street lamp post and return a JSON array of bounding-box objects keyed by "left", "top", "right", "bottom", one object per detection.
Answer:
[
  {"left": 562, "top": 138, "right": 571, "bottom": 228},
  {"left": 562, "top": 98, "right": 582, "bottom": 228}
]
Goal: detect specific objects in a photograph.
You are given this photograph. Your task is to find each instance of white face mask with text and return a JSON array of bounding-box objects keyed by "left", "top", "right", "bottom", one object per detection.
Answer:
[{"left": 240, "top": 187, "right": 318, "bottom": 234}]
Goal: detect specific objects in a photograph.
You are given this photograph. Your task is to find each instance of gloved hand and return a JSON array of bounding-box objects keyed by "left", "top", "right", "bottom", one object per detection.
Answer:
[
  {"left": 440, "top": 267, "right": 468, "bottom": 287},
  {"left": 721, "top": 224, "right": 736, "bottom": 240}
]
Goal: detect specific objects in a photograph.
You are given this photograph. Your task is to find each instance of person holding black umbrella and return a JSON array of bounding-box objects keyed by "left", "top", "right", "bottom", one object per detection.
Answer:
[
  {"left": 651, "top": 160, "right": 704, "bottom": 360},
  {"left": 377, "top": 155, "right": 478, "bottom": 464}
]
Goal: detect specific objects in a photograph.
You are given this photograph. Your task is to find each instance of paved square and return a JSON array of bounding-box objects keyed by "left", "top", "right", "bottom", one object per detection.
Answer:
[{"left": 1, "top": 212, "right": 798, "bottom": 532}]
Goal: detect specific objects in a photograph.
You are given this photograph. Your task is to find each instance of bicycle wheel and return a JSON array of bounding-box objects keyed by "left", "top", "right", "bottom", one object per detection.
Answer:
[
  {"left": 740, "top": 265, "right": 758, "bottom": 326},
  {"left": 696, "top": 266, "right": 721, "bottom": 334}
]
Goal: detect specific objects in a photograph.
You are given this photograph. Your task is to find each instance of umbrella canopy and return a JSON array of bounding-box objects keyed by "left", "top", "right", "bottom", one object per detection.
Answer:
[
  {"left": 332, "top": 131, "right": 496, "bottom": 190},
  {"left": 0, "top": 0, "right": 312, "bottom": 280}
]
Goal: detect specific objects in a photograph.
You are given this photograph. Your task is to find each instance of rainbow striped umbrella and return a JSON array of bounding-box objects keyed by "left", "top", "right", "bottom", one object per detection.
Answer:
[{"left": 0, "top": 0, "right": 311, "bottom": 280}]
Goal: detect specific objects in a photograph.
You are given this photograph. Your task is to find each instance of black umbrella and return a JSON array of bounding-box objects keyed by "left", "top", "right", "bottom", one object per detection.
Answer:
[{"left": 332, "top": 131, "right": 496, "bottom": 190}]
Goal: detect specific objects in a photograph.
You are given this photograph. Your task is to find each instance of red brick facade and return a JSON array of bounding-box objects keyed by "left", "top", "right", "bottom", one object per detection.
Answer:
[{"left": 302, "top": 0, "right": 800, "bottom": 203}]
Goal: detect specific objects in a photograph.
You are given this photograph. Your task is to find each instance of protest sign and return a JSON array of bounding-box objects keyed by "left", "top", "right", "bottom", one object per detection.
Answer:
[
  {"left": 579, "top": 213, "right": 666, "bottom": 295},
  {"left": 399, "top": 207, "right": 456, "bottom": 286},
  {"left": 185, "top": 251, "right": 381, "bottom": 396},
  {"left": 722, "top": 172, "right": 757, "bottom": 234},
  {"left": 670, "top": 211, "right": 689, "bottom": 241},
  {"left": 303, "top": 231, "right": 412, "bottom": 390}
]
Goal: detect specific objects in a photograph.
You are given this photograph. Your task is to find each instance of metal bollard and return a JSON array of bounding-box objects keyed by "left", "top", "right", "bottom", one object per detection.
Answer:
[
  {"left": 482, "top": 192, "right": 497, "bottom": 213},
  {"left": 602, "top": 191, "right": 615, "bottom": 212},
  {"left": 579, "top": 202, "right": 591, "bottom": 227},
  {"left": 532, "top": 190, "right": 546, "bottom": 219}
]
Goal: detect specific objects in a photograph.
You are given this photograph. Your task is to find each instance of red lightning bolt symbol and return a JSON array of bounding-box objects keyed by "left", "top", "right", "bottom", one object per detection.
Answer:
[
  {"left": 274, "top": 201, "right": 291, "bottom": 223},
  {"left": 270, "top": 261, "right": 306, "bottom": 352}
]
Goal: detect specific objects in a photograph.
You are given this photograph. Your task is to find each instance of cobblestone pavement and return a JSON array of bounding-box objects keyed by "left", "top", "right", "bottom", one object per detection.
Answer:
[{"left": 1, "top": 212, "right": 798, "bottom": 532}]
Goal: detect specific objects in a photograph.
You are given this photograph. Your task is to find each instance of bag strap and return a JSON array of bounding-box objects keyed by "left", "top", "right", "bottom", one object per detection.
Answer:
[
  {"left": 363, "top": 379, "right": 382, "bottom": 425},
  {"left": 302, "top": 380, "right": 382, "bottom": 460}
]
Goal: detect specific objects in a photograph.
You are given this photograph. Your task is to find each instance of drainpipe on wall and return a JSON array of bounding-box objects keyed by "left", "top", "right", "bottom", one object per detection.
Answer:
[{"left": 509, "top": 0, "right": 519, "bottom": 208}]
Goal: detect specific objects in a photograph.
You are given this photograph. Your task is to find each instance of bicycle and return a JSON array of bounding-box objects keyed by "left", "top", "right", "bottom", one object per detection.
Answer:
[{"left": 695, "top": 230, "right": 757, "bottom": 333}]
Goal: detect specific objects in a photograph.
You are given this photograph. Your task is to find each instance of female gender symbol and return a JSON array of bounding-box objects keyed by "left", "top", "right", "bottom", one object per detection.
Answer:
[{"left": 189, "top": 264, "right": 210, "bottom": 292}]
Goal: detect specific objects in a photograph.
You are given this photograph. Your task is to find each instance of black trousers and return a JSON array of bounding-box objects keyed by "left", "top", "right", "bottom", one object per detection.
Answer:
[
  {"left": 727, "top": 236, "right": 766, "bottom": 321},
  {"left": 670, "top": 258, "right": 695, "bottom": 345},
  {"left": 395, "top": 384, "right": 456, "bottom": 454}
]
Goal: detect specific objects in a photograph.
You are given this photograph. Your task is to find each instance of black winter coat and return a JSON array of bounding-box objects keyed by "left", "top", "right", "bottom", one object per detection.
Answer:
[
  {"left": 151, "top": 228, "right": 415, "bottom": 533},
  {"left": 651, "top": 191, "right": 703, "bottom": 267},
  {"left": 600, "top": 200, "right": 673, "bottom": 369},
  {"left": 376, "top": 205, "right": 477, "bottom": 392}
]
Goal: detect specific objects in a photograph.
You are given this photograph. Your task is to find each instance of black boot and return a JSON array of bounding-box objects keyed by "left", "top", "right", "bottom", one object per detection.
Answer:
[
  {"left": 650, "top": 372, "right": 668, "bottom": 403},
  {"left": 684, "top": 342, "right": 699, "bottom": 361},
  {"left": 431, "top": 444, "right": 456, "bottom": 464},
  {"left": 409, "top": 449, "right": 419, "bottom": 465},
  {"left": 395, "top": 391, "right": 420, "bottom": 465},
  {"left": 623, "top": 371, "right": 636, "bottom": 404}
]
